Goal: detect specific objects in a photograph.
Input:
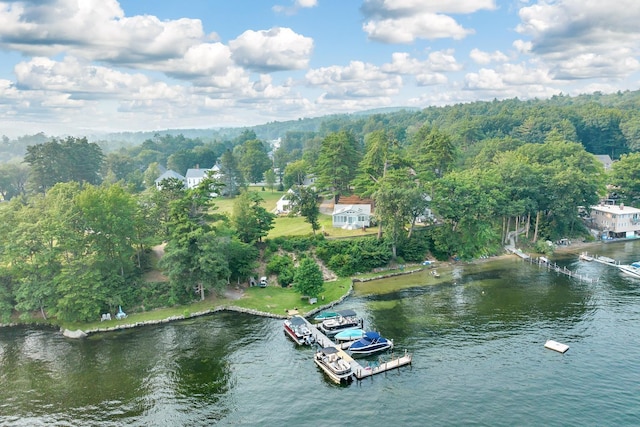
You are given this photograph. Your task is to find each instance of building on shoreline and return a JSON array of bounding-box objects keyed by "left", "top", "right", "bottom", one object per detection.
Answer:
[{"left": 589, "top": 203, "right": 640, "bottom": 239}]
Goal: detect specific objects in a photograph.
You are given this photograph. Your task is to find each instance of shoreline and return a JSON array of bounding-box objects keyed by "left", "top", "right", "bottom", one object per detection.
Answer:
[
  {"left": 62, "top": 281, "right": 357, "bottom": 339},
  {"left": 4, "top": 238, "right": 632, "bottom": 338}
]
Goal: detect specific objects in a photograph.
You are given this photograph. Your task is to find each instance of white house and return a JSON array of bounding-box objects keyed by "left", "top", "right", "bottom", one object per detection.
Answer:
[
  {"left": 275, "top": 188, "right": 295, "bottom": 214},
  {"left": 155, "top": 170, "right": 185, "bottom": 189},
  {"left": 594, "top": 154, "right": 614, "bottom": 171},
  {"left": 332, "top": 195, "right": 373, "bottom": 229},
  {"left": 590, "top": 203, "right": 640, "bottom": 239},
  {"left": 185, "top": 164, "right": 221, "bottom": 189}
]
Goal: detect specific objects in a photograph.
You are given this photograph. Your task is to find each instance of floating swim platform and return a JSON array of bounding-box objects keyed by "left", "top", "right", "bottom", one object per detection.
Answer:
[{"left": 544, "top": 340, "right": 569, "bottom": 353}]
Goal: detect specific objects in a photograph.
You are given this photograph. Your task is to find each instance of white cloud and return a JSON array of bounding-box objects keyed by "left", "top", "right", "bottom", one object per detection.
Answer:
[
  {"left": 306, "top": 61, "right": 402, "bottom": 98},
  {"left": 516, "top": 0, "right": 640, "bottom": 79},
  {"left": 470, "top": 48, "right": 509, "bottom": 65},
  {"left": 382, "top": 50, "right": 461, "bottom": 74},
  {"left": 273, "top": 0, "right": 317, "bottom": 15},
  {"left": 0, "top": 0, "right": 206, "bottom": 65},
  {"left": 229, "top": 27, "right": 313, "bottom": 72},
  {"left": 361, "top": 0, "right": 495, "bottom": 43},
  {"left": 465, "top": 63, "right": 552, "bottom": 90},
  {"left": 14, "top": 57, "right": 150, "bottom": 97}
]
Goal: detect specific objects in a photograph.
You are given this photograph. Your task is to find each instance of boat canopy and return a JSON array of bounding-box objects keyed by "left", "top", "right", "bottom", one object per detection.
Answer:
[
  {"left": 289, "top": 315, "right": 306, "bottom": 325},
  {"left": 337, "top": 309, "right": 357, "bottom": 317},
  {"left": 631, "top": 262, "right": 640, "bottom": 268},
  {"left": 363, "top": 331, "right": 381, "bottom": 340},
  {"left": 318, "top": 347, "right": 340, "bottom": 355}
]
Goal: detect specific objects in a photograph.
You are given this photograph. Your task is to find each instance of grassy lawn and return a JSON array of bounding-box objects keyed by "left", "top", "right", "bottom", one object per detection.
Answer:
[
  {"left": 230, "top": 277, "right": 352, "bottom": 314},
  {"left": 213, "top": 188, "right": 285, "bottom": 215},
  {"left": 59, "top": 276, "right": 354, "bottom": 331},
  {"left": 212, "top": 188, "right": 377, "bottom": 239}
]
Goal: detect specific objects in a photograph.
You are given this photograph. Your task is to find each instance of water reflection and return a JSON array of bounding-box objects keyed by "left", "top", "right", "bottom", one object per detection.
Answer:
[{"left": 2, "top": 242, "right": 640, "bottom": 425}]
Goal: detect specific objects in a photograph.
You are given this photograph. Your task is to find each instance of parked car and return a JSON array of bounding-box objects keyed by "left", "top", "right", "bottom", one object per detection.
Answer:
[{"left": 259, "top": 276, "right": 268, "bottom": 288}]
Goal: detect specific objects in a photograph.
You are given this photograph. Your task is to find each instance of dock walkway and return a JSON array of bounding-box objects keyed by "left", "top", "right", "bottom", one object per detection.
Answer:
[
  {"left": 302, "top": 317, "right": 412, "bottom": 381},
  {"left": 512, "top": 253, "right": 596, "bottom": 283}
]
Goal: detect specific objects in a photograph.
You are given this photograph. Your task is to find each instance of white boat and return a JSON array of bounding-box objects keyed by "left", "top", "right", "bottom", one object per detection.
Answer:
[
  {"left": 318, "top": 309, "right": 363, "bottom": 337},
  {"left": 283, "top": 315, "right": 315, "bottom": 345},
  {"left": 314, "top": 347, "right": 353, "bottom": 384},
  {"left": 618, "top": 262, "right": 640, "bottom": 279}
]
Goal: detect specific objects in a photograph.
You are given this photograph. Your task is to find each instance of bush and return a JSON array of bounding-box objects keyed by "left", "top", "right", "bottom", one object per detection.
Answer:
[{"left": 266, "top": 254, "right": 294, "bottom": 276}]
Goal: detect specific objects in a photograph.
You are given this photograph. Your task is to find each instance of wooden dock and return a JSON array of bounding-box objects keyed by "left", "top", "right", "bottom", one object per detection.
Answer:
[
  {"left": 302, "top": 317, "right": 412, "bottom": 381},
  {"left": 518, "top": 254, "right": 595, "bottom": 283},
  {"left": 586, "top": 254, "right": 619, "bottom": 266},
  {"left": 506, "top": 247, "right": 530, "bottom": 259}
]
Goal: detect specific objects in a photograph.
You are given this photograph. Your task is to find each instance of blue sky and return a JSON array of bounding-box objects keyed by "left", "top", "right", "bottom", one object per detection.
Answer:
[{"left": 0, "top": 0, "right": 638, "bottom": 137}]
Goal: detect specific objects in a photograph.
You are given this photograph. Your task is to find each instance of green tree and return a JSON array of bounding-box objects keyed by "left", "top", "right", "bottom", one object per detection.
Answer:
[
  {"left": 293, "top": 257, "right": 324, "bottom": 298},
  {"left": 409, "top": 125, "right": 456, "bottom": 182},
  {"left": 24, "top": 137, "right": 104, "bottom": 193},
  {"left": 287, "top": 186, "right": 321, "bottom": 234},
  {"left": 160, "top": 182, "right": 229, "bottom": 302},
  {"left": 0, "top": 163, "right": 29, "bottom": 200},
  {"left": 283, "top": 159, "right": 308, "bottom": 189},
  {"left": 219, "top": 149, "right": 244, "bottom": 196},
  {"left": 238, "top": 139, "right": 272, "bottom": 184},
  {"left": 610, "top": 152, "right": 640, "bottom": 205},
  {"left": 314, "top": 130, "right": 360, "bottom": 196},
  {"left": 264, "top": 169, "right": 276, "bottom": 192},
  {"left": 232, "top": 191, "right": 276, "bottom": 243}
]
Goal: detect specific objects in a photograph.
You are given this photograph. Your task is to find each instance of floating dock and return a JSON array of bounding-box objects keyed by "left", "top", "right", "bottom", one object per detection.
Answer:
[
  {"left": 301, "top": 316, "right": 412, "bottom": 381},
  {"left": 545, "top": 340, "right": 569, "bottom": 353}
]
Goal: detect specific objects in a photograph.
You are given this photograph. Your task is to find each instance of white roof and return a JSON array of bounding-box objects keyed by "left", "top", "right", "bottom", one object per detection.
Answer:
[
  {"left": 155, "top": 170, "right": 185, "bottom": 182},
  {"left": 591, "top": 204, "right": 640, "bottom": 215},
  {"left": 333, "top": 204, "right": 371, "bottom": 216}
]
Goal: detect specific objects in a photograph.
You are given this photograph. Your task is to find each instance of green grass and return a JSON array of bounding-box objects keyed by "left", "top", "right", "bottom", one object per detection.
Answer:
[
  {"left": 213, "top": 189, "right": 377, "bottom": 239},
  {"left": 58, "top": 277, "right": 354, "bottom": 331},
  {"left": 213, "top": 187, "right": 284, "bottom": 215},
  {"left": 230, "top": 277, "right": 352, "bottom": 314}
]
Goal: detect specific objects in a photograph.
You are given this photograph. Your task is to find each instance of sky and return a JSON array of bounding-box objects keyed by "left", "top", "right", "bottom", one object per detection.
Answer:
[{"left": 0, "top": 0, "right": 639, "bottom": 137}]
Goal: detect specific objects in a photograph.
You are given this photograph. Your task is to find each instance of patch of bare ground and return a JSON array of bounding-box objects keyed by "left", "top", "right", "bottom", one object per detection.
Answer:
[{"left": 143, "top": 243, "right": 168, "bottom": 282}]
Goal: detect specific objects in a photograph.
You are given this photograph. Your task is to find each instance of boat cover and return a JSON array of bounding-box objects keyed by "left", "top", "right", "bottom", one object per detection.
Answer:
[
  {"left": 337, "top": 309, "right": 357, "bottom": 317},
  {"left": 289, "top": 315, "right": 306, "bottom": 326},
  {"left": 319, "top": 347, "right": 340, "bottom": 355}
]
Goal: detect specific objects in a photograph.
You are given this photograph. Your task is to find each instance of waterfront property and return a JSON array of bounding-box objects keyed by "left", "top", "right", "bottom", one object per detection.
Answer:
[
  {"left": 589, "top": 203, "right": 640, "bottom": 239},
  {"left": 331, "top": 195, "right": 373, "bottom": 229}
]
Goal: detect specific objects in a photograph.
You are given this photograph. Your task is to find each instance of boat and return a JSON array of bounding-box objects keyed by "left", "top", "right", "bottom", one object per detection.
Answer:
[
  {"left": 313, "top": 311, "right": 339, "bottom": 323},
  {"left": 348, "top": 331, "right": 394, "bottom": 356},
  {"left": 334, "top": 328, "right": 366, "bottom": 342},
  {"left": 618, "top": 262, "right": 640, "bottom": 279},
  {"left": 283, "top": 315, "right": 315, "bottom": 345},
  {"left": 318, "top": 309, "right": 363, "bottom": 337},
  {"left": 313, "top": 346, "right": 353, "bottom": 384}
]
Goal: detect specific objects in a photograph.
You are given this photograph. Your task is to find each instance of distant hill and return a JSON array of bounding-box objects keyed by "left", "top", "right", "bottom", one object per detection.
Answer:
[{"left": 3, "top": 90, "right": 640, "bottom": 161}]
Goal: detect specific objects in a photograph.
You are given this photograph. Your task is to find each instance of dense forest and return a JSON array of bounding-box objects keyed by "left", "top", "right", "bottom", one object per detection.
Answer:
[{"left": 1, "top": 89, "right": 640, "bottom": 324}]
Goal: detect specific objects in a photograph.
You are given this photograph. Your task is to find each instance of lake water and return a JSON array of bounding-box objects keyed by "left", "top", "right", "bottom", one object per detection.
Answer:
[{"left": 2, "top": 242, "right": 640, "bottom": 426}]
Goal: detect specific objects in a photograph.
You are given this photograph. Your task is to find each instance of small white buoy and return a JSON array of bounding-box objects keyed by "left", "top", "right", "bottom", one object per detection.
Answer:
[{"left": 544, "top": 340, "right": 569, "bottom": 353}]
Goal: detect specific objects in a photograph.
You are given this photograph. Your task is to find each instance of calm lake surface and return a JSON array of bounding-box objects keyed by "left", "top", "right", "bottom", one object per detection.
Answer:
[{"left": 2, "top": 242, "right": 640, "bottom": 426}]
